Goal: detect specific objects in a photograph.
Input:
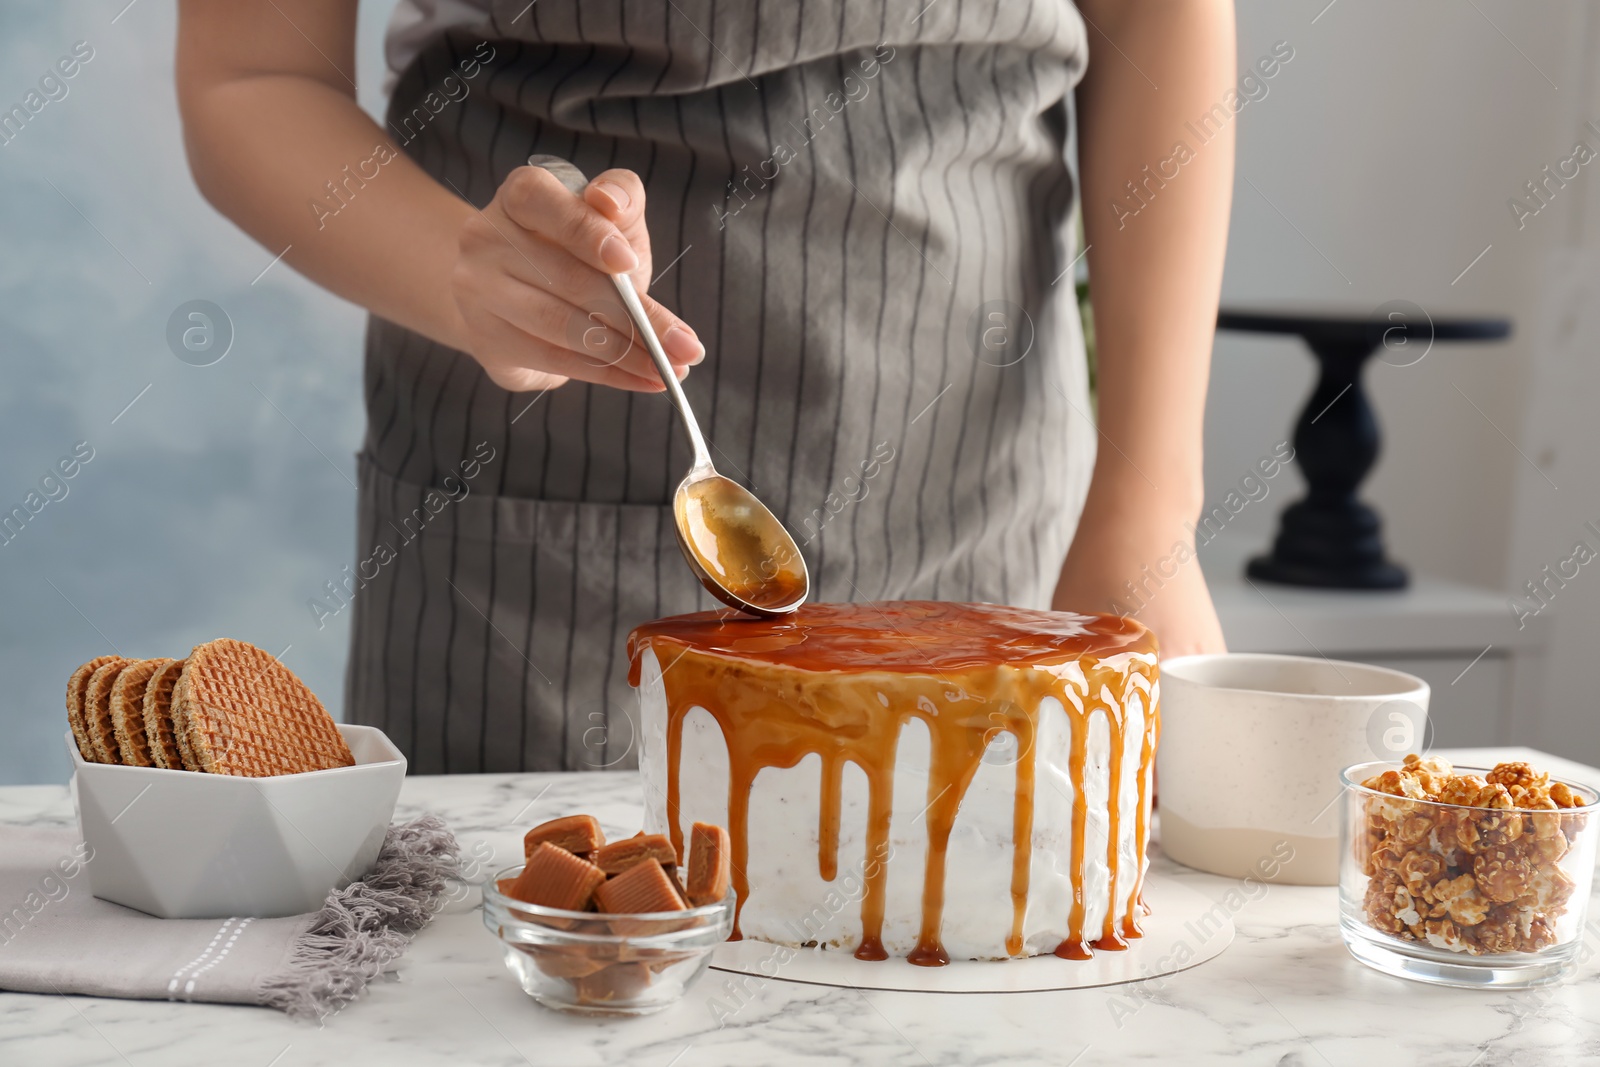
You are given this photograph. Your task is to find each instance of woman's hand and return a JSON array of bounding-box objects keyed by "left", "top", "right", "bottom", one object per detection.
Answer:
[
  {"left": 1061, "top": 0, "right": 1236, "bottom": 660},
  {"left": 451, "top": 165, "right": 704, "bottom": 393},
  {"left": 177, "top": 4, "right": 702, "bottom": 377},
  {"left": 1052, "top": 502, "right": 1227, "bottom": 660}
]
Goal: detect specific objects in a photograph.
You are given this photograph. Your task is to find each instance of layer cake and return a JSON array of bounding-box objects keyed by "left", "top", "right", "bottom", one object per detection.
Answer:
[{"left": 629, "top": 601, "right": 1159, "bottom": 963}]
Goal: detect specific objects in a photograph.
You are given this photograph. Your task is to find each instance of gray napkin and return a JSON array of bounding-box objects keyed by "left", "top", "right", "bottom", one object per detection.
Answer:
[{"left": 0, "top": 815, "right": 460, "bottom": 1019}]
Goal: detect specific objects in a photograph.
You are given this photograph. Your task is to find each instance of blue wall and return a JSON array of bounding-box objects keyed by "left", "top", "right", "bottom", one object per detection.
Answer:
[{"left": 0, "top": 1, "right": 400, "bottom": 783}]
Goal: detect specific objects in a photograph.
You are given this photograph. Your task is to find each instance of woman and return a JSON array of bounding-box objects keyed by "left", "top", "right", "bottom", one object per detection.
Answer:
[{"left": 176, "top": 0, "right": 1231, "bottom": 774}]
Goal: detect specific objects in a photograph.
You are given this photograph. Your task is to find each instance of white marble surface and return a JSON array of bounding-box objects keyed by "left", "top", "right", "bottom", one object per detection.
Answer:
[{"left": 2, "top": 747, "right": 1597, "bottom": 1067}]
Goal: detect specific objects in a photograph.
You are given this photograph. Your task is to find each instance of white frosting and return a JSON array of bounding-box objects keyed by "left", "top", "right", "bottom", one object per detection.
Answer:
[{"left": 635, "top": 648, "right": 1155, "bottom": 961}]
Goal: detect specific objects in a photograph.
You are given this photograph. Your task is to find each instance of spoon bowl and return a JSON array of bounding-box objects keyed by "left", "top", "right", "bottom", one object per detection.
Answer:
[
  {"left": 673, "top": 472, "right": 809, "bottom": 617},
  {"left": 526, "top": 155, "right": 811, "bottom": 617}
]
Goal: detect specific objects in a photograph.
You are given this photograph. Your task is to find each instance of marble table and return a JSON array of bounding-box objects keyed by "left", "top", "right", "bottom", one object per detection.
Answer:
[{"left": 2, "top": 747, "right": 1597, "bottom": 1067}]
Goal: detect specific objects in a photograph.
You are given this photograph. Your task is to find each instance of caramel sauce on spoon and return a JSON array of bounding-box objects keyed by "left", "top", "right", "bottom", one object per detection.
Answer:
[{"left": 674, "top": 475, "right": 808, "bottom": 614}]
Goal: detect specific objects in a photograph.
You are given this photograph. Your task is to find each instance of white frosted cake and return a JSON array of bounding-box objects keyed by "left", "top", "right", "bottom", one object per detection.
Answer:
[{"left": 629, "top": 601, "right": 1160, "bottom": 964}]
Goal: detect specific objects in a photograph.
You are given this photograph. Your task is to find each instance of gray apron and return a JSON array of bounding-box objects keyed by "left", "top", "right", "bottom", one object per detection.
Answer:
[{"left": 345, "top": 0, "right": 1096, "bottom": 773}]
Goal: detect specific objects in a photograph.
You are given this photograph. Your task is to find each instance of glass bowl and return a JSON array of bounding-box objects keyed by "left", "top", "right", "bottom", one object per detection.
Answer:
[
  {"left": 481, "top": 864, "right": 735, "bottom": 1015},
  {"left": 1339, "top": 760, "right": 1599, "bottom": 988}
]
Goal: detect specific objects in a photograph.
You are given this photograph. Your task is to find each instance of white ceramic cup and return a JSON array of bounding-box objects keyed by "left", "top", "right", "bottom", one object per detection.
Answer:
[{"left": 1156, "top": 652, "right": 1430, "bottom": 886}]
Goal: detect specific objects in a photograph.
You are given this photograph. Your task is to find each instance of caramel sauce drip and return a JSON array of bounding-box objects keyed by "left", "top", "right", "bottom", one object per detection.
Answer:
[
  {"left": 1124, "top": 702, "right": 1162, "bottom": 940},
  {"left": 1093, "top": 705, "right": 1128, "bottom": 953},
  {"left": 629, "top": 601, "right": 1159, "bottom": 964},
  {"left": 1057, "top": 699, "right": 1091, "bottom": 962},
  {"left": 818, "top": 754, "right": 843, "bottom": 881},
  {"left": 1006, "top": 711, "right": 1038, "bottom": 958}
]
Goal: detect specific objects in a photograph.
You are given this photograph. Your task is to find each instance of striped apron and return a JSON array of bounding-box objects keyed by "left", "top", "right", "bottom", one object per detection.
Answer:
[{"left": 345, "top": 0, "right": 1096, "bottom": 773}]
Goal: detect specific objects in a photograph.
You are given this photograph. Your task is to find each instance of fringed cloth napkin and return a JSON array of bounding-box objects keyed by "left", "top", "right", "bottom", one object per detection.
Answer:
[{"left": 0, "top": 816, "right": 460, "bottom": 1019}]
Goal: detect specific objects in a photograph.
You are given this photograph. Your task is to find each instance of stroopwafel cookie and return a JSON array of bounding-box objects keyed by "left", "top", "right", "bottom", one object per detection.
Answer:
[
  {"left": 66, "top": 655, "right": 122, "bottom": 762},
  {"left": 171, "top": 639, "right": 355, "bottom": 777},
  {"left": 109, "top": 658, "right": 175, "bottom": 767},
  {"left": 82, "top": 659, "right": 134, "bottom": 764},
  {"left": 142, "top": 658, "right": 189, "bottom": 770}
]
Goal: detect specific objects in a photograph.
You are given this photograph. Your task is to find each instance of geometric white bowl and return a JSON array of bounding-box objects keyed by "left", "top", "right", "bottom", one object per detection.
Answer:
[{"left": 68, "top": 724, "right": 406, "bottom": 919}]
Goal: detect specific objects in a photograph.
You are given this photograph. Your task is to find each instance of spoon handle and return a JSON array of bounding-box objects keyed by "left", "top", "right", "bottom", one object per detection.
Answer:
[
  {"left": 526, "top": 155, "right": 714, "bottom": 476},
  {"left": 609, "top": 272, "right": 713, "bottom": 474}
]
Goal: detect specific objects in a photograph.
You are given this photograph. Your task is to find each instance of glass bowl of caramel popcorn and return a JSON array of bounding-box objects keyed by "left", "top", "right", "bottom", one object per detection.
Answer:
[{"left": 1339, "top": 755, "right": 1598, "bottom": 988}]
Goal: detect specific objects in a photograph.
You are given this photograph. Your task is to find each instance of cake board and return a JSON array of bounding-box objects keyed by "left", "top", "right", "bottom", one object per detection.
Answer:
[{"left": 709, "top": 873, "right": 1231, "bottom": 993}]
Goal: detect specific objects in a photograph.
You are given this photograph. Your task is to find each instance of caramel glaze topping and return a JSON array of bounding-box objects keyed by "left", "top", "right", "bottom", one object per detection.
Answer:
[{"left": 627, "top": 601, "right": 1160, "bottom": 965}]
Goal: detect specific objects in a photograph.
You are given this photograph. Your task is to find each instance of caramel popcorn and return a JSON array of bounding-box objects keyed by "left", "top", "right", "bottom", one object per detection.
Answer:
[
  {"left": 1424, "top": 917, "right": 1465, "bottom": 951},
  {"left": 1451, "top": 805, "right": 1523, "bottom": 855},
  {"left": 1435, "top": 775, "right": 1512, "bottom": 810},
  {"left": 1472, "top": 848, "right": 1535, "bottom": 904},
  {"left": 1487, "top": 762, "right": 1549, "bottom": 793},
  {"left": 1404, "top": 753, "right": 1455, "bottom": 795},
  {"left": 1397, "top": 849, "right": 1445, "bottom": 892},
  {"left": 1470, "top": 907, "right": 1558, "bottom": 955},
  {"left": 1550, "top": 782, "right": 1584, "bottom": 809},
  {"left": 1429, "top": 872, "right": 1492, "bottom": 925},
  {"left": 1363, "top": 871, "right": 1419, "bottom": 939},
  {"left": 1356, "top": 756, "right": 1590, "bottom": 955}
]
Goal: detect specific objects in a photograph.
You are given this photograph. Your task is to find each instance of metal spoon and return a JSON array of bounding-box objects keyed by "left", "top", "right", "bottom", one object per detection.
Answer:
[{"left": 528, "top": 156, "right": 810, "bottom": 617}]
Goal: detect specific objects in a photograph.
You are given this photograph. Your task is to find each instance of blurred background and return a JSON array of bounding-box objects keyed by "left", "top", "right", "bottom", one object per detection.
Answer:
[{"left": 2, "top": 1, "right": 1595, "bottom": 784}]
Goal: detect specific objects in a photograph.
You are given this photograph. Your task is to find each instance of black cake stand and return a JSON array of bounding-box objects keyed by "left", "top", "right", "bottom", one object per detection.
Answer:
[{"left": 1216, "top": 308, "right": 1511, "bottom": 590}]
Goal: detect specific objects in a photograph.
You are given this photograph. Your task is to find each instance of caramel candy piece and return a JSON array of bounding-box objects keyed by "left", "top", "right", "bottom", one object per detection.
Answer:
[
  {"left": 595, "top": 859, "right": 686, "bottom": 915},
  {"left": 664, "top": 868, "right": 689, "bottom": 906},
  {"left": 576, "top": 962, "right": 653, "bottom": 1005},
  {"left": 506, "top": 842, "right": 606, "bottom": 911},
  {"left": 645, "top": 950, "right": 695, "bottom": 974},
  {"left": 593, "top": 833, "right": 677, "bottom": 876},
  {"left": 523, "top": 814, "right": 605, "bottom": 858},
  {"left": 520, "top": 944, "right": 609, "bottom": 979},
  {"left": 595, "top": 861, "right": 692, "bottom": 938},
  {"left": 687, "top": 822, "right": 732, "bottom": 907}
]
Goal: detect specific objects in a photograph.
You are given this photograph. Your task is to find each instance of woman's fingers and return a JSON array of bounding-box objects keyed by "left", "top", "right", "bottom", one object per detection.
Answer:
[
  {"left": 500, "top": 165, "right": 641, "bottom": 275},
  {"left": 640, "top": 289, "right": 706, "bottom": 365},
  {"left": 453, "top": 163, "right": 705, "bottom": 397},
  {"left": 474, "top": 274, "right": 660, "bottom": 382},
  {"left": 579, "top": 172, "right": 698, "bottom": 359},
  {"left": 482, "top": 233, "right": 704, "bottom": 366},
  {"left": 582, "top": 168, "right": 653, "bottom": 292},
  {"left": 467, "top": 305, "right": 682, "bottom": 394},
  {"left": 471, "top": 273, "right": 698, "bottom": 389},
  {"left": 582, "top": 169, "right": 645, "bottom": 236}
]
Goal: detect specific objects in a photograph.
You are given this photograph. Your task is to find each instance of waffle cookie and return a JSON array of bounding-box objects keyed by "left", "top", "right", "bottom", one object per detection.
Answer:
[
  {"left": 83, "top": 659, "right": 135, "bottom": 764},
  {"left": 171, "top": 639, "right": 354, "bottom": 777},
  {"left": 109, "top": 658, "right": 175, "bottom": 767},
  {"left": 142, "top": 659, "right": 188, "bottom": 770},
  {"left": 172, "top": 675, "right": 200, "bottom": 771},
  {"left": 66, "top": 655, "right": 123, "bottom": 762}
]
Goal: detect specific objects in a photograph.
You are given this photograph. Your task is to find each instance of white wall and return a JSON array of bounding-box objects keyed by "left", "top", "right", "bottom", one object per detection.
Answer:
[
  {"left": 1205, "top": 0, "right": 1597, "bottom": 762},
  {"left": 1206, "top": 0, "right": 1583, "bottom": 579},
  {"left": 1505, "top": 8, "right": 1600, "bottom": 764}
]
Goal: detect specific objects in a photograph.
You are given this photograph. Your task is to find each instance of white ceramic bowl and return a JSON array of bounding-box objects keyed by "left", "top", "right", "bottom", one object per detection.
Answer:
[
  {"left": 1156, "top": 652, "right": 1430, "bottom": 886},
  {"left": 67, "top": 724, "right": 406, "bottom": 919}
]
